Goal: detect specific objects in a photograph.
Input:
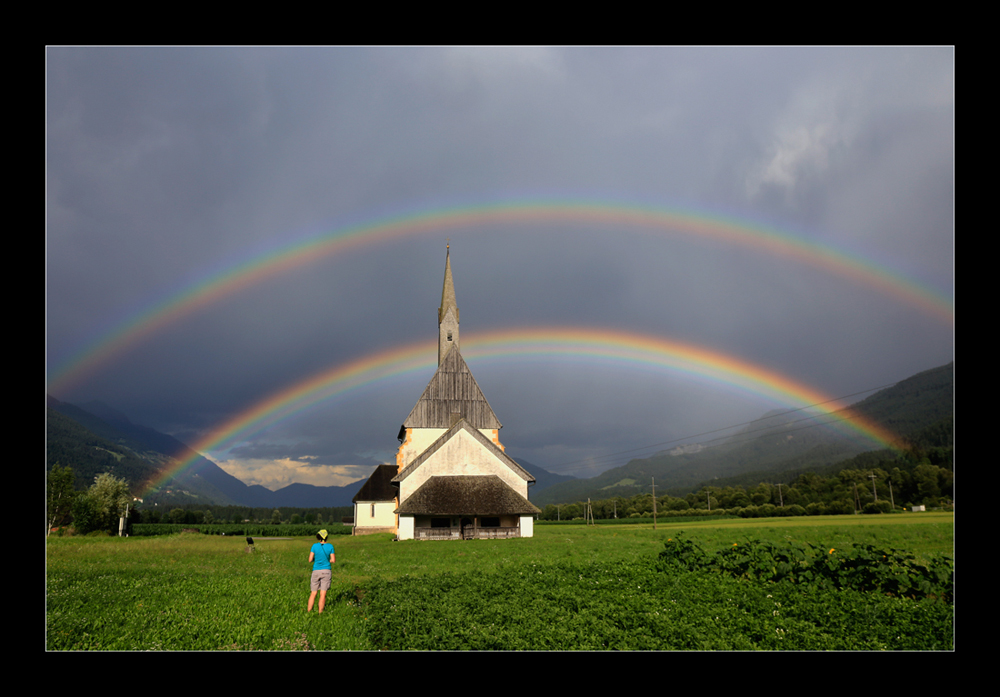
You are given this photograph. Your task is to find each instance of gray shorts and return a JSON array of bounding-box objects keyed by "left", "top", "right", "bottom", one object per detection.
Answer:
[{"left": 310, "top": 569, "right": 332, "bottom": 591}]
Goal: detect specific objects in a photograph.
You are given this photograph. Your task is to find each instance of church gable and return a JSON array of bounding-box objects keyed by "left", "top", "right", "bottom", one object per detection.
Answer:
[
  {"left": 402, "top": 346, "right": 501, "bottom": 430},
  {"left": 395, "top": 419, "right": 532, "bottom": 485}
]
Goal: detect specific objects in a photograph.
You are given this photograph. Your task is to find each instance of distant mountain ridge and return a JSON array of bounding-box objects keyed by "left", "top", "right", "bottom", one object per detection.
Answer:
[
  {"left": 532, "top": 362, "right": 953, "bottom": 506},
  {"left": 47, "top": 396, "right": 365, "bottom": 507},
  {"left": 46, "top": 396, "right": 571, "bottom": 507}
]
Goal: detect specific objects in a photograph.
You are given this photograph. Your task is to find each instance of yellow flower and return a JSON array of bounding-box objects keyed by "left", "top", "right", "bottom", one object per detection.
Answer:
[{"left": 829, "top": 548, "right": 835, "bottom": 554}]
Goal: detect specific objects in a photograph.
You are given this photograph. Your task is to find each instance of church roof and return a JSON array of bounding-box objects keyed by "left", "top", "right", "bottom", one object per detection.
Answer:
[
  {"left": 351, "top": 464, "right": 398, "bottom": 503},
  {"left": 402, "top": 346, "right": 501, "bottom": 429},
  {"left": 395, "top": 474, "right": 540, "bottom": 516}
]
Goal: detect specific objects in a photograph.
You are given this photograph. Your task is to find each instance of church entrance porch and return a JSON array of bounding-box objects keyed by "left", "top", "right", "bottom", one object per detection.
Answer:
[{"left": 409, "top": 515, "right": 522, "bottom": 540}]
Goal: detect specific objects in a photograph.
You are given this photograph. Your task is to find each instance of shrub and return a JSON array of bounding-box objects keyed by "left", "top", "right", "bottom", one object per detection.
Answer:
[
  {"left": 657, "top": 534, "right": 709, "bottom": 571},
  {"left": 862, "top": 501, "right": 893, "bottom": 514}
]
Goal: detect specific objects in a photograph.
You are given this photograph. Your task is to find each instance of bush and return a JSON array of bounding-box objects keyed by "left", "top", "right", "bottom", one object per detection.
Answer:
[
  {"left": 862, "top": 501, "right": 893, "bottom": 514},
  {"left": 657, "top": 534, "right": 709, "bottom": 571}
]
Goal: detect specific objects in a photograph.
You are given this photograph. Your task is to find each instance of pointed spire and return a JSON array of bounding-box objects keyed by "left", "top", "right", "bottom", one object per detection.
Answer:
[
  {"left": 438, "top": 244, "right": 460, "bottom": 365},
  {"left": 438, "top": 243, "right": 458, "bottom": 324}
]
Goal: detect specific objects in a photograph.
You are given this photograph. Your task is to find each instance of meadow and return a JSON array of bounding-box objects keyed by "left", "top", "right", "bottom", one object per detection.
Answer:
[{"left": 45, "top": 512, "right": 953, "bottom": 651}]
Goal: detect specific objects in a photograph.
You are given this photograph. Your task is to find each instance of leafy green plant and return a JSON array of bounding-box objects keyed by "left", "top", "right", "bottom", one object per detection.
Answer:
[
  {"left": 658, "top": 536, "right": 952, "bottom": 602},
  {"left": 657, "top": 533, "right": 709, "bottom": 570}
]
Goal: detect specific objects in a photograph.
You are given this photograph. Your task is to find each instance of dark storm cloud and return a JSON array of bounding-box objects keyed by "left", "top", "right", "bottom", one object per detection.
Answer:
[{"left": 46, "top": 47, "right": 953, "bottom": 488}]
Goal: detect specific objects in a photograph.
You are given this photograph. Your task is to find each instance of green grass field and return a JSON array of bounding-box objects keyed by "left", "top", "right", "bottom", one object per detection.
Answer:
[{"left": 46, "top": 512, "right": 953, "bottom": 650}]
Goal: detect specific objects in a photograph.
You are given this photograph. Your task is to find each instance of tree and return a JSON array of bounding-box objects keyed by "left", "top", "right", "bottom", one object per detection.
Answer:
[
  {"left": 71, "top": 493, "right": 103, "bottom": 535},
  {"left": 47, "top": 463, "right": 77, "bottom": 536},
  {"left": 914, "top": 463, "right": 942, "bottom": 503},
  {"left": 87, "top": 472, "right": 132, "bottom": 532}
]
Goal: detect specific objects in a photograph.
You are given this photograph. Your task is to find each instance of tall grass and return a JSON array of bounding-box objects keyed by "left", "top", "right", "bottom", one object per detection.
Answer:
[{"left": 46, "top": 513, "right": 953, "bottom": 650}]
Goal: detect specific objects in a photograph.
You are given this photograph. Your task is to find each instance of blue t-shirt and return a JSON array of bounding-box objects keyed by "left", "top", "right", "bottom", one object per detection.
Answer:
[{"left": 311, "top": 542, "right": 335, "bottom": 571}]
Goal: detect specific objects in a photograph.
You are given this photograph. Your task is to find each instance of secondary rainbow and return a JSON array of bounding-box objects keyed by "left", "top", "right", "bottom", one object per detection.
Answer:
[
  {"left": 49, "top": 199, "right": 953, "bottom": 395},
  {"left": 141, "top": 327, "right": 903, "bottom": 496}
]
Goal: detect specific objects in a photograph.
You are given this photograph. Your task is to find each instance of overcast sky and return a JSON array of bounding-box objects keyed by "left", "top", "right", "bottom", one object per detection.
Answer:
[{"left": 46, "top": 47, "right": 954, "bottom": 489}]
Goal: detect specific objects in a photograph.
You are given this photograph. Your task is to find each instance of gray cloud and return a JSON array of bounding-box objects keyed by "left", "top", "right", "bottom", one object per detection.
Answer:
[{"left": 47, "top": 47, "right": 954, "bottom": 484}]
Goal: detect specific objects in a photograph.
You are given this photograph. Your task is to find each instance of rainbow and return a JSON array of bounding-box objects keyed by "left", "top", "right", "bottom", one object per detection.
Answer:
[
  {"left": 48, "top": 199, "right": 953, "bottom": 395},
  {"left": 142, "top": 327, "right": 903, "bottom": 496}
]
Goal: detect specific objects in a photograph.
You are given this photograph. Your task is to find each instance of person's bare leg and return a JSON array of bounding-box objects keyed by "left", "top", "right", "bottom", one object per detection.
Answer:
[
  {"left": 308, "top": 590, "right": 318, "bottom": 612},
  {"left": 318, "top": 590, "right": 327, "bottom": 613}
]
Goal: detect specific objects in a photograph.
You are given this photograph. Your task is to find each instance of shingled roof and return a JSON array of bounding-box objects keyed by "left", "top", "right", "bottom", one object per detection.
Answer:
[
  {"left": 395, "top": 475, "right": 541, "bottom": 516},
  {"left": 402, "top": 347, "right": 501, "bottom": 429},
  {"left": 351, "top": 464, "right": 398, "bottom": 503}
]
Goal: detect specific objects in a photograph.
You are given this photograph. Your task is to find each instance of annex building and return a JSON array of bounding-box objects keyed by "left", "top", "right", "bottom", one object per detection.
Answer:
[{"left": 353, "top": 247, "right": 539, "bottom": 540}]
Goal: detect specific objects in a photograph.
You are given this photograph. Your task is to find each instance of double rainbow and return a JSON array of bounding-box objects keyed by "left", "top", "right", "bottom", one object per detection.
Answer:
[{"left": 142, "top": 327, "right": 902, "bottom": 496}]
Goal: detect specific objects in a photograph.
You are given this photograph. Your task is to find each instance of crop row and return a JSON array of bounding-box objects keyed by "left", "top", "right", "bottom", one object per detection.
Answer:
[
  {"left": 357, "top": 555, "right": 953, "bottom": 650},
  {"left": 658, "top": 534, "right": 954, "bottom": 601}
]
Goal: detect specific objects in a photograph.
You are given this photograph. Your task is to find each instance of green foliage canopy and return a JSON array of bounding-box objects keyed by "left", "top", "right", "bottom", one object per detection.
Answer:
[
  {"left": 72, "top": 473, "right": 133, "bottom": 535},
  {"left": 47, "top": 463, "right": 77, "bottom": 535}
]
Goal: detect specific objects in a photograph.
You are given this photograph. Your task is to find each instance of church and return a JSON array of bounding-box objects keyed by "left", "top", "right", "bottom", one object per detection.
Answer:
[{"left": 352, "top": 247, "right": 540, "bottom": 540}]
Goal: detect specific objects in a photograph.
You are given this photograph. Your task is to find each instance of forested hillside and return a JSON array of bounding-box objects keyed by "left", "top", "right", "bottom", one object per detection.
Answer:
[
  {"left": 46, "top": 406, "right": 163, "bottom": 491},
  {"left": 534, "top": 362, "right": 953, "bottom": 506},
  {"left": 537, "top": 415, "right": 953, "bottom": 521}
]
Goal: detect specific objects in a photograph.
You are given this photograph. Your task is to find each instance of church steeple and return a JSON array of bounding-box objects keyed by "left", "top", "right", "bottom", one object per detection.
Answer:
[{"left": 438, "top": 244, "right": 459, "bottom": 365}]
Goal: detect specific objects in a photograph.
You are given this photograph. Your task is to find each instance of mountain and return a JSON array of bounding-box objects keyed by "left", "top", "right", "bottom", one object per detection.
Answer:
[
  {"left": 47, "top": 396, "right": 366, "bottom": 507},
  {"left": 532, "top": 362, "right": 953, "bottom": 506},
  {"left": 47, "top": 397, "right": 573, "bottom": 508},
  {"left": 505, "top": 454, "right": 577, "bottom": 497}
]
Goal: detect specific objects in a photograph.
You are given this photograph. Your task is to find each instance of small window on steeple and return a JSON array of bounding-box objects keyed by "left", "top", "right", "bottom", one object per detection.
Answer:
[{"left": 447, "top": 331, "right": 453, "bottom": 341}]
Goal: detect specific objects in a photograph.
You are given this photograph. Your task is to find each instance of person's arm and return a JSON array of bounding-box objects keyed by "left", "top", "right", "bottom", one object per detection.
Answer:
[
  {"left": 329, "top": 550, "right": 336, "bottom": 564},
  {"left": 309, "top": 551, "right": 315, "bottom": 563}
]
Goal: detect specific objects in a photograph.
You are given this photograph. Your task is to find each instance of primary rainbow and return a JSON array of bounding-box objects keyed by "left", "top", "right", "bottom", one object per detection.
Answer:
[
  {"left": 142, "top": 327, "right": 903, "bottom": 496},
  {"left": 49, "top": 199, "right": 953, "bottom": 395}
]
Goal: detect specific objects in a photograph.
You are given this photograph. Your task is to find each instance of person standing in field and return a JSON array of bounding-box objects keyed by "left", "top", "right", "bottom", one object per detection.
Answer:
[{"left": 307, "top": 529, "right": 336, "bottom": 613}]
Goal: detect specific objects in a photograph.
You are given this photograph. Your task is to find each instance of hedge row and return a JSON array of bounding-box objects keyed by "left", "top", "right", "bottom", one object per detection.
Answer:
[{"left": 129, "top": 523, "right": 351, "bottom": 537}]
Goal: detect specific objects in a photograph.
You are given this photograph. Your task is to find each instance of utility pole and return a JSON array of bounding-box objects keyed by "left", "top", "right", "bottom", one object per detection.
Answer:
[
  {"left": 869, "top": 471, "right": 878, "bottom": 502},
  {"left": 119, "top": 504, "right": 130, "bottom": 537},
  {"left": 888, "top": 478, "right": 895, "bottom": 510},
  {"left": 777, "top": 483, "right": 784, "bottom": 507}
]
